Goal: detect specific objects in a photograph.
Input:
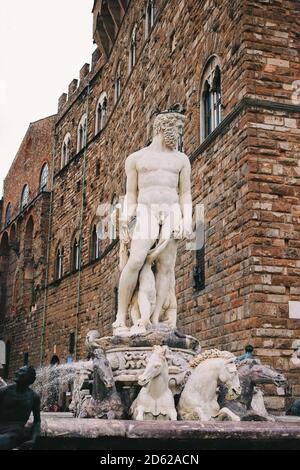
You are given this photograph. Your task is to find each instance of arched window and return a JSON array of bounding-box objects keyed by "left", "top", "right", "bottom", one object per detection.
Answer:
[
  {"left": 61, "top": 133, "right": 71, "bottom": 168},
  {"left": 95, "top": 93, "right": 108, "bottom": 134},
  {"left": 5, "top": 203, "right": 12, "bottom": 226},
  {"left": 55, "top": 245, "right": 64, "bottom": 280},
  {"left": 200, "top": 57, "right": 222, "bottom": 142},
  {"left": 72, "top": 237, "right": 80, "bottom": 272},
  {"left": 129, "top": 25, "right": 137, "bottom": 74},
  {"left": 20, "top": 184, "right": 29, "bottom": 211},
  {"left": 77, "top": 114, "right": 87, "bottom": 153},
  {"left": 114, "top": 62, "right": 122, "bottom": 104},
  {"left": 40, "top": 163, "right": 49, "bottom": 192},
  {"left": 91, "top": 222, "right": 102, "bottom": 261},
  {"left": 146, "top": 0, "right": 156, "bottom": 38}
]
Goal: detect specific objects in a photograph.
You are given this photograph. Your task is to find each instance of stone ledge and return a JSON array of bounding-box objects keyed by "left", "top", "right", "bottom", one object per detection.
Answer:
[{"left": 40, "top": 416, "right": 300, "bottom": 441}]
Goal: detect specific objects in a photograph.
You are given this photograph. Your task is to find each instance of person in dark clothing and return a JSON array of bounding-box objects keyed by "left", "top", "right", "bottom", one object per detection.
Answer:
[{"left": 0, "top": 365, "right": 41, "bottom": 450}]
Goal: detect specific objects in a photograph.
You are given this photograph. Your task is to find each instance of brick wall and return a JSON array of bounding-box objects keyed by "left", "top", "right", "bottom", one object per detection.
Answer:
[{"left": 0, "top": 116, "right": 54, "bottom": 375}]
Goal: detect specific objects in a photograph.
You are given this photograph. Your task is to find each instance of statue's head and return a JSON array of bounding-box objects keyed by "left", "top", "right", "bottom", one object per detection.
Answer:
[
  {"left": 14, "top": 365, "right": 36, "bottom": 386},
  {"left": 153, "top": 111, "right": 185, "bottom": 150}
]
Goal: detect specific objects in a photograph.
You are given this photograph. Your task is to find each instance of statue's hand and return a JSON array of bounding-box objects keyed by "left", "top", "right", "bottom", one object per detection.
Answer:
[
  {"left": 120, "top": 222, "right": 131, "bottom": 244},
  {"left": 173, "top": 220, "right": 184, "bottom": 239}
]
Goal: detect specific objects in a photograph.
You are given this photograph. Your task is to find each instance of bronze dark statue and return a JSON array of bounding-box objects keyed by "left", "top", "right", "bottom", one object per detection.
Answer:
[{"left": 0, "top": 365, "right": 41, "bottom": 450}]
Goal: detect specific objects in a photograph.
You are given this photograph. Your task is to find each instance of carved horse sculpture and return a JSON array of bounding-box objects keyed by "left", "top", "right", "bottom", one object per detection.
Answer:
[
  {"left": 218, "top": 358, "right": 287, "bottom": 421},
  {"left": 79, "top": 348, "right": 124, "bottom": 419},
  {"left": 130, "top": 345, "right": 177, "bottom": 420},
  {"left": 178, "top": 349, "right": 241, "bottom": 421}
]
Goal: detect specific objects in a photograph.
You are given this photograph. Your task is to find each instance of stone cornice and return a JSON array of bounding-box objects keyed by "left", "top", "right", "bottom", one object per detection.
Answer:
[{"left": 190, "top": 97, "right": 300, "bottom": 163}]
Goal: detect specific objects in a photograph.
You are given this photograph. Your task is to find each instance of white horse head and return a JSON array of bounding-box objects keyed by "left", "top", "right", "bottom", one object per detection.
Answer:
[
  {"left": 178, "top": 349, "right": 241, "bottom": 421},
  {"left": 130, "top": 345, "right": 177, "bottom": 421},
  {"left": 138, "top": 345, "right": 168, "bottom": 387},
  {"left": 219, "top": 358, "right": 241, "bottom": 400}
]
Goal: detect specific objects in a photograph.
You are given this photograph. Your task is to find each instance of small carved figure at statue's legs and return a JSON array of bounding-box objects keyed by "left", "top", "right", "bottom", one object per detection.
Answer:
[
  {"left": 137, "top": 291, "right": 153, "bottom": 328},
  {"left": 161, "top": 272, "right": 177, "bottom": 327},
  {"left": 152, "top": 239, "right": 177, "bottom": 325},
  {"left": 130, "top": 291, "right": 141, "bottom": 327},
  {"left": 114, "top": 213, "right": 159, "bottom": 332}
]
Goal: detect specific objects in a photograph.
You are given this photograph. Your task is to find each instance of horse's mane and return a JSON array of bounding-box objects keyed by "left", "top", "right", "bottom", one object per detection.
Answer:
[{"left": 190, "top": 349, "right": 235, "bottom": 368}]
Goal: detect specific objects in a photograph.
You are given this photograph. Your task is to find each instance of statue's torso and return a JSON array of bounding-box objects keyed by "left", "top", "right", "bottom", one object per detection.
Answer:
[
  {"left": 0, "top": 384, "right": 34, "bottom": 425},
  {"left": 135, "top": 150, "right": 185, "bottom": 206}
]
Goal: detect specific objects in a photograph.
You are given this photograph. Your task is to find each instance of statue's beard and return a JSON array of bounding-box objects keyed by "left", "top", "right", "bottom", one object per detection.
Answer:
[{"left": 162, "top": 129, "right": 179, "bottom": 149}]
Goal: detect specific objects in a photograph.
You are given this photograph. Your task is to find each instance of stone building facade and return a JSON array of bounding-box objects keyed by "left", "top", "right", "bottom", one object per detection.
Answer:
[
  {"left": 1, "top": 0, "right": 300, "bottom": 409},
  {"left": 0, "top": 115, "right": 55, "bottom": 376}
]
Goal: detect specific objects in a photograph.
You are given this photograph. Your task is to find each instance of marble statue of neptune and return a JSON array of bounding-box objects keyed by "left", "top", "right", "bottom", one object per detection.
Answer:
[{"left": 113, "top": 110, "right": 192, "bottom": 335}]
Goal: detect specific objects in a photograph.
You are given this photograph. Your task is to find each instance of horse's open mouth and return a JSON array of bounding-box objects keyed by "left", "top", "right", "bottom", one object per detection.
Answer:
[{"left": 274, "top": 379, "right": 287, "bottom": 388}]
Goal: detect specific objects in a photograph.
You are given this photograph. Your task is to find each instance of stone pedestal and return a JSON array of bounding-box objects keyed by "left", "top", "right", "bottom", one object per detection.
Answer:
[{"left": 82, "top": 325, "right": 199, "bottom": 416}]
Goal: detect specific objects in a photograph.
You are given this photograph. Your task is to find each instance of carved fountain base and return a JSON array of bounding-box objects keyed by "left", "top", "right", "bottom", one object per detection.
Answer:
[{"left": 73, "top": 325, "right": 200, "bottom": 417}]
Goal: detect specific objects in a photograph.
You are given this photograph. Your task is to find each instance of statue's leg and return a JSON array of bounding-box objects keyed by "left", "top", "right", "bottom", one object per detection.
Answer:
[
  {"left": 130, "top": 291, "right": 140, "bottom": 326},
  {"left": 137, "top": 290, "right": 152, "bottom": 328},
  {"left": 163, "top": 270, "right": 177, "bottom": 327},
  {"left": 114, "top": 213, "right": 159, "bottom": 330},
  {"left": 152, "top": 239, "right": 177, "bottom": 325}
]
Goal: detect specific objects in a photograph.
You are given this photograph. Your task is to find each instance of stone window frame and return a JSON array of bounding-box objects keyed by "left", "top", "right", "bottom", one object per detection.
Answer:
[
  {"left": 128, "top": 24, "right": 137, "bottom": 75},
  {"left": 61, "top": 133, "right": 71, "bottom": 168},
  {"left": 40, "top": 162, "right": 49, "bottom": 192},
  {"left": 71, "top": 231, "right": 81, "bottom": 273},
  {"left": 114, "top": 61, "right": 122, "bottom": 104},
  {"left": 77, "top": 114, "right": 88, "bottom": 153},
  {"left": 95, "top": 92, "right": 108, "bottom": 135},
  {"left": 200, "top": 56, "right": 222, "bottom": 143},
  {"left": 55, "top": 244, "right": 64, "bottom": 280},
  {"left": 91, "top": 220, "right": 102, "bottom": 261},
  {"left": 145, "top": 0, "right": 156, "bottom": 38},
  {"left": 5, "top": 203, "right": 12, "bottom": 227},
  {"left": 20, "top": 184, "right": 29, "bottom": 211}
]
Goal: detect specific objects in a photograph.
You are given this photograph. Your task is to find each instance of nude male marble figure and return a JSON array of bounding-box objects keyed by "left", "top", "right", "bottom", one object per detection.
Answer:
[{"left": 113, "top": 110, "right": 192, "bottom": 335}]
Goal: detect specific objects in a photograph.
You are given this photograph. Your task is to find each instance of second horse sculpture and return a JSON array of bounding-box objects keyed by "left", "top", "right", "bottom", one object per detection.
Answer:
[
  {"left": 130, "top": 345, "right": 177, "bottom": 421},
  {"left": 178, "top": 349, "right": 241, "bottom": 421},
  {"left": 218, "top": 358, "right": 287, "bottom": 421},
  {"left": 79, "top": 347, "right": 124, "bottom": 420}
]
